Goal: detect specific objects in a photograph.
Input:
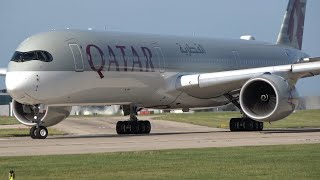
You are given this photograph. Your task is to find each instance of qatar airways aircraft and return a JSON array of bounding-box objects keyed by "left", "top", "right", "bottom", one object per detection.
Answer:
[{"left": 0, "top": 0, "right": 319, "bottom": 139}]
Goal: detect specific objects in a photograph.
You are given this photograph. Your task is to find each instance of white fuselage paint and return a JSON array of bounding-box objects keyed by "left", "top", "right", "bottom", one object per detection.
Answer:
[{"left": 6, "top": 70, "right": 225, "bottom": 109}]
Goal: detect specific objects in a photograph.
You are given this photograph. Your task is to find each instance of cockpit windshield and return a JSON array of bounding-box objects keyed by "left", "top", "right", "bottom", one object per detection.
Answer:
[{"left": 11, "top": 51, "right": 53, "bottom": 62}]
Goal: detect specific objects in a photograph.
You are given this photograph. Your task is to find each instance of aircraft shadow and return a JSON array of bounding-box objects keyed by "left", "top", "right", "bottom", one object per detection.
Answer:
[
  {"left": 261, "top": 128, "right": 320, "bottom": 134},
  {"left": 49, "top": 130, "right": 227, "bottom": 140},
  {"left": 48, "top": 128, "right": 320, "bottom": 140}
]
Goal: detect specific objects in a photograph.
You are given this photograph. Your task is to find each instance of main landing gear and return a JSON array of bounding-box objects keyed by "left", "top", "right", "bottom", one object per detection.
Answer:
[
  {"left": 29, "top": 105, "right": 49, "bottom": 139},
  {"left": 229, "top": 118, "right": 263, "bottom": 131},
  {"left": 116, "top": 105, "right": 151, "bottom": 135},
  {"left": 224, "top": 94, "right": 264, "bottom": 132}
]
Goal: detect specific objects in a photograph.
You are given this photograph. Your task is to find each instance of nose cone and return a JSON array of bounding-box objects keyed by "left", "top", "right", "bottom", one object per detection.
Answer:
[{"left": 6, "top": 71, "right": 37, "bottom": 103}]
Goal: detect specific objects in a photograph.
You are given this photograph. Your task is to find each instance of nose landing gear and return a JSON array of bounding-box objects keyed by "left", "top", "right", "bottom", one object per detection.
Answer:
[
  {"left": 29, "top": 105, "right": 49, "bottom": 139},
  {"left": 30, "top": 126, "right": 48, "bottom": 139}
]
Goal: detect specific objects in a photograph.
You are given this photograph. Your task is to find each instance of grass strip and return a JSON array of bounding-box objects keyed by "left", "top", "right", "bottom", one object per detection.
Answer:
[
  {"left": 0, "top": 144, "right": 319, "bottom": 179},
  {"left": 0, "top": 116, "right": 20, "bottom": 125}
]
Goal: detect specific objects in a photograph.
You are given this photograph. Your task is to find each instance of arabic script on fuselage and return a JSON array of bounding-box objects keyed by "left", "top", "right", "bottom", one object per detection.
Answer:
[{"left": 177, "top": 43, "right": 206, "bottom": 56}]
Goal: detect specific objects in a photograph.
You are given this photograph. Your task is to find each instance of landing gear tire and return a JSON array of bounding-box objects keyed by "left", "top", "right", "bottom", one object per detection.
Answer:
[
  {"left": 30, "top": 126, "right": 37, "bottom": 139},
  {"left": 229, "top": 118, "right": 263, "bottom": 131},
  {"left": 144, "top": 121, "right": 151, "bottom": 134},
  {"left": 30, "top": 126, "right": 48, "bottom": 139},
  {"left": 229, "top": 118, "right": 237, "bottom": 132},
  {"left": 116, "top": 120, "right": 152, "bottom": 135},
  {"left": 117, "top": 105, "right": 152, "bottom": 135},
  {"left": 116, "top": 121, "right": 123, "bottom": 134},
  {"left": 35, "top": 126, "right": 48, "bottom": 139},
  {"left": 253, "top": 121, "right": 263, "bottom": 131}
]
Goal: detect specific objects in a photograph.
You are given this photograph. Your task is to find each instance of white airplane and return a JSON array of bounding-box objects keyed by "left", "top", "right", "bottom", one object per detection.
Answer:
[{"left": 1, "top": 0, "right": 319, "bottom": 139}]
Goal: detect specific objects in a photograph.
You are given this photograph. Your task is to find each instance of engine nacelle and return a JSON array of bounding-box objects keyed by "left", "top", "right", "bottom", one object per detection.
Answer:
[
  {"left": 240, "top": 74, "right": 299, "bottom": 122},
  {"left": 12, "top": 100, "right": 71, "bottom": 127}
]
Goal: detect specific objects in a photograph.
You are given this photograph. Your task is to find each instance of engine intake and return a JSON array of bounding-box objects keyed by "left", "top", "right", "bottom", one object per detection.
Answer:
[
  {"left": 240, "top": 74, "right": 299, "bottom": 122},
  {"left": 12, "top": 100, "right": 71, "bottom": 127}
]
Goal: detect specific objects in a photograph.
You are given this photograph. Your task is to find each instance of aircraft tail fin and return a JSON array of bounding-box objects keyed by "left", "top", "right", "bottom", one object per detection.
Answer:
[{"left": 276, "top": 0, "right": 307, "bottom": 50}]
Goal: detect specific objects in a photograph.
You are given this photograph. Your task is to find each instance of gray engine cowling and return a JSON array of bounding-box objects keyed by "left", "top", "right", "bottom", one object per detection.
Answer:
[
  {"left": 12, "top": 100, "right": 71, "bottom": 127},
  {"left": 239, "top": 74, "right": 299, "bottom": 122}
]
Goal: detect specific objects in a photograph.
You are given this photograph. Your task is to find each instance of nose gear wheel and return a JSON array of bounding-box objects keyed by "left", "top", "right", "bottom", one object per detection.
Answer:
[{"left": 30, "top": 126, "right": 48, "bottom": 139}]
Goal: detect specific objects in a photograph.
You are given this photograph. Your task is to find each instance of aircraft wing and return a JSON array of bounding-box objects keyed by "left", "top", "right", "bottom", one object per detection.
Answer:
[
  {"left": 176, "top": 58, "right": 320, "bottom": 98},
  {"left": 0, "top": 68, "right": 7, "bottom": 76},
  {"left": 0, "top": 89, "right": 8, "bottom": 95}
]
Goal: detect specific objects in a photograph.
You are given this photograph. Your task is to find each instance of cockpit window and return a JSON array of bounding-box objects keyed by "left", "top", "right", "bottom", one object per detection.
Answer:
[{"left": 11, "top": 51, "right": 53, "bottom": 62}]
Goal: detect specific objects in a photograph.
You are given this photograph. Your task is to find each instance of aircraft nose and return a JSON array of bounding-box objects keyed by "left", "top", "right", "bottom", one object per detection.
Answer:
[{"left": 6, "top": 71, "right": 37, "bottom": 101}]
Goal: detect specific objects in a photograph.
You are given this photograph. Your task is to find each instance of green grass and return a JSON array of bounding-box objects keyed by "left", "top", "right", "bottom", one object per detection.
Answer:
[
  {"left": 0, "top": 144, "right": 319, "bottom": 180},
  {"left": 153, "top": 110, "right": 320, "bottom": 129},
  {"left": 0, "top": 128, "right": 66, "bottom": 137},
  {"left": 0, "top": 116, "right": 19, "bottom": 125}
]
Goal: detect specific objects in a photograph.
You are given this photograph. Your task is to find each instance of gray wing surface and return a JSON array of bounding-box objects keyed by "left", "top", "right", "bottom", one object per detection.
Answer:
[
  {"left": 176, "top": 58, "right": 320, "bottom": 99},
  {"left": 0, "top": 68, "right": 7, "bottom": 95},
  {"left": 0, "top": 68, "right": 7, "bottom": 76},
  {"left": 0, "top": 89, "right": 7, "bottom": 95}
]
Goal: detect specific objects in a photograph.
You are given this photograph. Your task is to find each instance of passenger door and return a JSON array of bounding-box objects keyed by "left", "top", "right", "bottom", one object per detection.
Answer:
[
  {"left": 153, "top": 47, "right": 165, "bottom": 73},
  {"left": 69, "top": 44, "right": 84, "bottom": 72}
]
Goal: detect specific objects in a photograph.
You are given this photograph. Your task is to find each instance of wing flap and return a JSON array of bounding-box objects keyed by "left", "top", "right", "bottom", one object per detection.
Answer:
[{"left": 292, "top": 61, "right": 320, "bottom": 76}]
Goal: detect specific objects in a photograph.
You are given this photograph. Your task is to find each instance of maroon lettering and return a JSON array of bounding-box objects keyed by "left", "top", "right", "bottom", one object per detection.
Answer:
[
  {"left": 131, "top": 46, "right": 143, "bottom": 72},
  {"left": 141, "top": 47, "right": 154, "bottom": 72},
  {"left": 86, "top": 44, "right": 105, "bottom": 79},
  {"left": 107, "top": 46, "right": 120, "bottom": 71},
  {"left": 116, "top": 45, "right": 128, "bottom": 71}
]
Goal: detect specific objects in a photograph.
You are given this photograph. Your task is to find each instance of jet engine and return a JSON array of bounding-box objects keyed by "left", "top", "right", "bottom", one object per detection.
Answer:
[
  {"left": 12, "top": 100, "right": 71, "bottom": 127},
  {"left": 239, "top": 74, "right": 299, "bottom": 122}
]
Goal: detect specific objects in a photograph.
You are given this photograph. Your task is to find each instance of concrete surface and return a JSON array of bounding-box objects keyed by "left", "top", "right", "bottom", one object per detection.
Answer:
[{"left": 0, "top": 116, "right": 319, "bottom": 156}]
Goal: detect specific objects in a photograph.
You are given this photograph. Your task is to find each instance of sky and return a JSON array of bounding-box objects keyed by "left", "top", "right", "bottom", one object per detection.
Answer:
[{"left": 0, "top": 0, "right": 319, "bottom": 96}]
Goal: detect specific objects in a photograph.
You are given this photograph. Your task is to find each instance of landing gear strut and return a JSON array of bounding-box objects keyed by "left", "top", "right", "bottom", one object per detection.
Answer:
[
  {"left": 116, "top": 105, "right": 151, "bottom": 134},
  {"left": 29, "top": 105, "right": 49, "bottom": 139},
  {"left": 224, "top": 94, "right": 263, "bottom": 132}
]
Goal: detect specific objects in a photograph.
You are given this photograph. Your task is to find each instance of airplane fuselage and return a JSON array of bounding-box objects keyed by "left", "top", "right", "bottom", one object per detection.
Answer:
[{"left": 6, "top": 30, "right": 308, "bottom": 109}]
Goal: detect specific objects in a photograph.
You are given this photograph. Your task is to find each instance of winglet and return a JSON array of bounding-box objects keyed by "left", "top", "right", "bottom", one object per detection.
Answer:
[
  {"left": 276, "top": 0, "right": 307, "bottom": 50},
  {"left": 0, "top": 68, "right": 7, "bottom": 76}
]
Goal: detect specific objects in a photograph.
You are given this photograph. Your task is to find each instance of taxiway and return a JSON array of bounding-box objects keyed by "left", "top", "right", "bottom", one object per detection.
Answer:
[{"left": 0, "top": 116, "right": 319, "bottom": 156}]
